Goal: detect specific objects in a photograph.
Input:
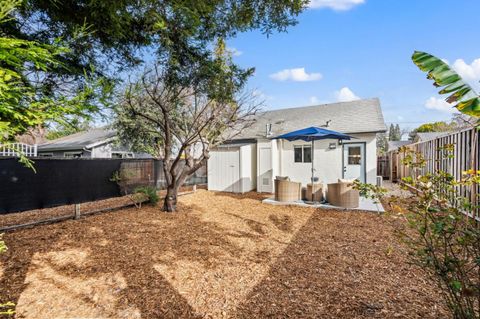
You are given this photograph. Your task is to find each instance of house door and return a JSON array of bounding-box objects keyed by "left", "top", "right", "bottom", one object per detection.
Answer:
[
  {"left": 343, "top": 143, "right": 366, "bottom": 183},
  {"left": 258, "top": 147, "right": 273, "bottom": 193}
]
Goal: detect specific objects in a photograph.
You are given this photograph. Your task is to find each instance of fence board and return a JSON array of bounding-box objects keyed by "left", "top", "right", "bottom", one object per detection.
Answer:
[
  {"left": 389, "top": 127, "right": 479, "bottom": 219},
  {"left": 0, "top": 158, "right": 207, "bottom": 214}
]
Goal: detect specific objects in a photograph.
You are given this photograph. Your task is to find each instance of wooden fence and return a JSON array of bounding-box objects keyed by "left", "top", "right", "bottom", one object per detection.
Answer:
[
  {"left": 377, "top": 156, "right": 390, "bottom": 180},
  {"left": 389, "top": 127, "right": 479, "bottom": 219}
]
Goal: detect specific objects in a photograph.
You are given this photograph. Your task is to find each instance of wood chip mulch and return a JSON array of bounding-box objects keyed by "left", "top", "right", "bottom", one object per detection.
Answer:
[{"left": 0, "top": 190, "right": 449, "bottom": 318}]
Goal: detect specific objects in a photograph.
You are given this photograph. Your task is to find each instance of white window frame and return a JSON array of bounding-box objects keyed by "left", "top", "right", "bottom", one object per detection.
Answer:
[
  {"left": 38, "top": 153, "right": 54, "bottom": 158},
  {"left": 111, "top": 151, "right": 135, "bottom": 159},
  {"left": 294, "top": 145, "right": 312, "bottom": 163},
  {"left": 64, "top": 151, "right": 83, "bottom": 158}
]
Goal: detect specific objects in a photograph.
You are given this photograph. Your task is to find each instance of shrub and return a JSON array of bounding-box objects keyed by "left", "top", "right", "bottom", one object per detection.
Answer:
[{"left": 134, "top": 186, "right": 159, "bottom": 206}]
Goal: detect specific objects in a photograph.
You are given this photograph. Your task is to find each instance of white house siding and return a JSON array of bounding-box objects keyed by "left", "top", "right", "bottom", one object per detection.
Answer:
[
  {"left": 277, "top": 133, "right": 377, "bottom": 186},
  {"left": 91, "top": 143, "right": 113, "bottom": 158},
  {"left": 256, "top": 139, "right": 279, "bottom": 193},
  {"left": 239, "top": 144, "right": 257, "bottom": 192}
]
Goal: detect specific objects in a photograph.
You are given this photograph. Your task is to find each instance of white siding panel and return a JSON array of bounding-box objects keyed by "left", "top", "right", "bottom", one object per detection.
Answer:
[
  {"left": 278, "top": 133, "right": 377, "bottom": 186},
  {"left": 208, "top": 147, "right": 241, "bottom": 193}
]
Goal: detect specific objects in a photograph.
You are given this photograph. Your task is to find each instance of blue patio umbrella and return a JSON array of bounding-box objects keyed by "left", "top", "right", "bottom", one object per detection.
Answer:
[{"left": 274, "top": 127, "right": 353, "bottom": 202}]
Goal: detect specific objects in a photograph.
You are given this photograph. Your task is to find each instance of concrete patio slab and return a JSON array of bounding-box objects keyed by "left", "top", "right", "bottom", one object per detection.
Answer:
[{"left": 262, "top": 196, "right": 385, "bottom": 213}]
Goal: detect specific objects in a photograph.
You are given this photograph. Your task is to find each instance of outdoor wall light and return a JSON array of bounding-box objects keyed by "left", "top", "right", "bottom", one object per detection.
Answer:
[{"left": 329, "top": 143, "right": 337, "bottom": 149}]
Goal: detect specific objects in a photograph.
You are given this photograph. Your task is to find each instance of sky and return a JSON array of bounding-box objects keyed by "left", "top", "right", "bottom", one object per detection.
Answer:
[{"left": 226, "top": 0, "right": 480, "bottom": 133}]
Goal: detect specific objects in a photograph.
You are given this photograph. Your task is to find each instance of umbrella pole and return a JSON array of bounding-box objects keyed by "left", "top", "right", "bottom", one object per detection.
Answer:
[{"left": 311, "top": 139, "right": 314, "bottom": 203}]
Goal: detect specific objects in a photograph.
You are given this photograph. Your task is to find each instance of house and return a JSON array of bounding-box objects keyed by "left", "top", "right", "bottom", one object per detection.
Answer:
[
  {"left": 208, "top": 98, "right": 387, "bottom": 193},
  {"left": 37, "top": 128, "right": 150, "bottom": 159},
  {"left": 413, "top": 132, "right": 449, "bottom": 143},
  {"left": 387, "top": 140, "right": 411, "bottom": 152}
]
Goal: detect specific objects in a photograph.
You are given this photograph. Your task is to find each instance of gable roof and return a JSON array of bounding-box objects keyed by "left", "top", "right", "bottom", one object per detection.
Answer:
[
  {"left": 388, "top": 140, "right": 411, "bottom": 152},
  {"left": 38, "top": 128, "right": 116, "bottom": 152},
  {"left": 415, "top": 132, "right": 449, "bottom": 142},
  {"left": 234, "top": 98, "right": 386, "bottom": 140}
]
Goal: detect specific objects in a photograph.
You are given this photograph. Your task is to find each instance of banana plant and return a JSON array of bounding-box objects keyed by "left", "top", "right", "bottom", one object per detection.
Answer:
[{"left": 412, "top": 51, "right": 480, "bottom": 116}]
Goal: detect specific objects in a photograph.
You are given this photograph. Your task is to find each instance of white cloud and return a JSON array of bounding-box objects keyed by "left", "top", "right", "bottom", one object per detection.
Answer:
[
  {"left": 424, "top": 97, "right": 457, "bottom": 114},
  {"left": 270, "top": 67, "right": 322, "bottom": 82},
  {"left": 310, "top": 96, "right": 320, "bottom": 104},
  {"left": 227, "top": 47, "right": 243, "bottom": 57},
  {"left": 335, "top": 87, "right": 360, "bottom": 102},
  {"left": 452, "top": 58, "right": 480, "bottom": 81},
  {"left": 309, "top": 0, "right": 365, "bottom": 11}
]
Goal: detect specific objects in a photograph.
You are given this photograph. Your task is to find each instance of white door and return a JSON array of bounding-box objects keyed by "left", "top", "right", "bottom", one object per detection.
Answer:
[
  {"left": 258, "top": 147, "right": 273, "bottom": 193},
  {"left": 208, "top": 149, "right": 240, "bottom": 192},
  {"left": 343, "top": 143, "right": 365, "bottom": 183}
]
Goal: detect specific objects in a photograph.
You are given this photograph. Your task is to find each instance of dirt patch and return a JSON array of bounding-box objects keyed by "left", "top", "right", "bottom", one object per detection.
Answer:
[
  {"left": 0, "top": 184, "right": 205, "bottom": 229},
  {"left": 0, "top": 190, "right": 448, "bottom": 318}
]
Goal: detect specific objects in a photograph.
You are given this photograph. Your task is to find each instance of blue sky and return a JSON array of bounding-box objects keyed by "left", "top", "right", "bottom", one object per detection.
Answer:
[{"left": 227, "top": 0, "right": 480, "bottom": 132}]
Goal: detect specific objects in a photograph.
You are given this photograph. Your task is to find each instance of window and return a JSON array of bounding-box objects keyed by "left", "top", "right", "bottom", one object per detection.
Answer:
[
  {"left": 112, "top": 152, "right": 134, "bottom": 159},
  {"left": 348, "top": 146, "right": 361, "bottom": 165},
  {"left": 294, "top": 145, "right": 312, "bottom": 163},
  {"left": 64, "top": 152, "right": 82, "bottom": 159},
  {"left": 38, "top": 153, "right": 53, "bottom": 158}
]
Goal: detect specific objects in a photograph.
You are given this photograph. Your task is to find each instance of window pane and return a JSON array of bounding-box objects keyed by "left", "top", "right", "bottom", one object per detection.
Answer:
[
  {"left": 294, "top": 147, "right": 303, "bottom": 163},
  {"left": 348, "top": 146, "right": 361, "bottom": 165},
  {"left": 303, "top": 146, "right": 312, "bottom": 163}
]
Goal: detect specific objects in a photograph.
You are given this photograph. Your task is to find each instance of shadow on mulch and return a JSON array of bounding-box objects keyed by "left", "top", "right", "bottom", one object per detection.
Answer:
[
  {"left": 0, "top": 202, "right": 242, "bottom": 318},
  {"left": 233, "top": 209, "right": 449, "bottom": 319}
]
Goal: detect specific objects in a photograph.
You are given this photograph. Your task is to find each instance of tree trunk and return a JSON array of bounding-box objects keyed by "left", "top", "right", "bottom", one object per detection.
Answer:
[{"left": 163, "top": 184, "right": 178, "bottom": 212}]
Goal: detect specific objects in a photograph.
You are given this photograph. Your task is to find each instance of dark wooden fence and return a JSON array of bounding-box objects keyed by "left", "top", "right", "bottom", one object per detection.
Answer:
[
  {"left": 377, "top": 156, "right": 390, "bottom": 180},
  {"left": 0, "top": 158, "right": 206, "bottom": 214}
]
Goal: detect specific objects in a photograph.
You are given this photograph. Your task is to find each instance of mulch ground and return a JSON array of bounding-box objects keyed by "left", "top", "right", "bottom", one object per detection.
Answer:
[{"left": 0, "top": 190, "right": 448, "bottom": 318}]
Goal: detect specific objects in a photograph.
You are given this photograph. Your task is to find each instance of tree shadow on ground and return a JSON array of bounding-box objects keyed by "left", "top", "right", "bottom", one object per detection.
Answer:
[
  {"left": 0, "top": 201, "right": 246, "bottom": 318},
  {"left": 233, "top": 209, "right": 448, "bottom": 319}
]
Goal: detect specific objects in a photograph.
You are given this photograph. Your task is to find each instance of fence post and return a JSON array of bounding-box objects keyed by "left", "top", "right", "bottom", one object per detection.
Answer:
[{"left": 74, "top": 204, "right": 81, "bottom": 220}]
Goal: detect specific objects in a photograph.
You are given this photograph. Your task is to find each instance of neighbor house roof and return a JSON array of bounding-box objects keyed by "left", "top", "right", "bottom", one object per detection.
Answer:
[
  {"left": 38, "top": 128, "right": 116, "bottom": 152},
  {"left": 233, "top": 98, "right": 386, "bottom": 140},
  {"left": 415, "top": 132, "right": 449, "bottom": 142},
  {"left": 388, "top": 140, "right": 411, "bottom": 152}
]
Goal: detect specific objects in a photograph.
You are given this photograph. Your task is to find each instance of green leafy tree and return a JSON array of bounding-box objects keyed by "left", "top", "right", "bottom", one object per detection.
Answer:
[
  {"left": 0, "top": 0, "right": 111, "bottom": 166},
  {"left": 1, "top": 0, "right": 307, "bottom": 96},
  {"left": 408, "top": 121, "right": 457, "bottom": 141},
  {"left": 45, "top": 116, "right": 92, "bottom": 140},
  {"left": 388, "top": 123, "right": 401, "bottom": 141}
]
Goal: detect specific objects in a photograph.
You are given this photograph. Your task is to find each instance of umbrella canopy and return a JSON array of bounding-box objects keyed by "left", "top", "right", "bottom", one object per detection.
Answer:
[
  {"left": 274, "top": 126, "right": 353, "bottom": 203},
  {"left": 274, "top": 126, "right": 352, "bottom": 142}
]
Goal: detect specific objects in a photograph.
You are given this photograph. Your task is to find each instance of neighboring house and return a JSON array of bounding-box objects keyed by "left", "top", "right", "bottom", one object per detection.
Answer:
[
  {"left": 208, "top": 98, "right": 387, "bottom": 193},
  {"left": 37, "top": 128, "right": 150, "bottom": 159},
  {"left": 413, "top": 132, "right": 449, "bottom": 143},
  {"left": 387, "top": 140, "right": 411, "bottom": 152}
]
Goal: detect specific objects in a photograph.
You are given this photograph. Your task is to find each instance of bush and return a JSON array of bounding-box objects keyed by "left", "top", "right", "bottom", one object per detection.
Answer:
[
  {"left": 398, "top": 148, "right": 480, "bottom": 319},
  {"left": 134, "top": 186, "right": 159, "bottom": 206}
]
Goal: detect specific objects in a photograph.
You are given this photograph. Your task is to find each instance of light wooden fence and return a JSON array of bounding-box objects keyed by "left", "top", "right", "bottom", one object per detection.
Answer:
[{"left": 389, "top": 127, "right": 479, "bottom": 219}]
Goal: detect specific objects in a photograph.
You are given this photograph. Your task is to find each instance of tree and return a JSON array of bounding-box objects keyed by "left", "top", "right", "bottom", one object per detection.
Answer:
[
  {"left": 408, "top": 121, "right": 457, "bottom": 140},
  {"left": 1, "top": 0, "right": 307, "bottom": 98},
  {"left": 395, "top": 124, "right": 401, "bottom": 140},
  {"left": 376, "top": 132, "right": 388, "bottom": 155},
  {"left": 0, "top": 0, "right": 110, "bottom": 167},
  {"left": 114, "top": 64, "right": 260, "bottom": 212},
  {"left": 388, "top": 123, "right": 401, "bottom": 141},
  {"left": 45, "top": 116, "right": 92, "bottom": 140}
]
